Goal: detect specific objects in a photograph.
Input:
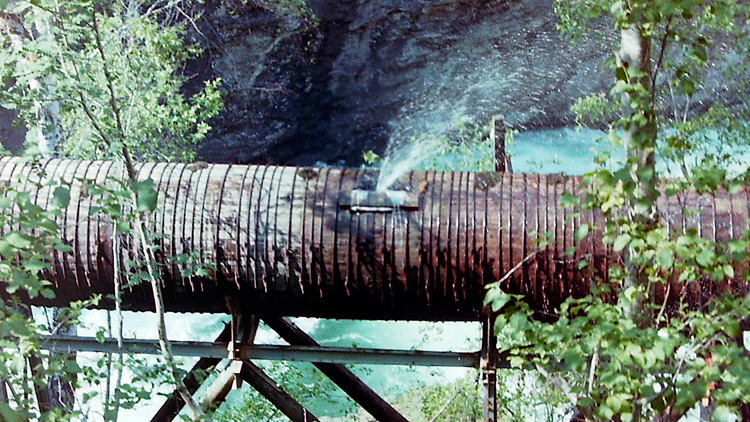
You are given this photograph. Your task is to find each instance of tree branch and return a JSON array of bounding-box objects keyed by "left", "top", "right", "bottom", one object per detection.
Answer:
[
  {"left": 89, "top": 4, "right": 207, "bottom": 420},
  {"left": 428, "top": 387, "right": 464, "bottom": 422},
  {"left": 651, "top": 17, "right": 672, "bottom": 99}
]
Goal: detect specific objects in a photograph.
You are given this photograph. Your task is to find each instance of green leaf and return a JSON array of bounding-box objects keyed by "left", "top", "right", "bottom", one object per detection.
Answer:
[
  {"left": 613, "top": 233, "right": 631, "bottom": 252},
  {"left": 133, "top": 179, "right": 158, "bottom": 213},
  {"left": 713, "top": 406, "right": 738, "bottom": 422},
  {"left": 725, "top": 319, "right": 741, "bottom": 338},
  {"left": 484, "top": 288, "right": 511, "bottom": 312},
  {"left": 0, "top": 0, "right": 8, "bottom": 10},
  {"left": 624, "top": 285, "right": 639, "bottom": 301},
  {"left": 103, "top": 408, "right": 118, "bottom": 421},
  {"left": 509, "top": 355, "right": 525, "bottom": 368},
  {"left": 116, "top": 221, "right": 131, "bottom": 233},
  {"left": 724, "top": 264, "right": 735, "bottom": 279},
  {"left": 0, "top": 402, "right": 23, "bottom": 422},
  {"left": 577, "top": 396, "right": 594, "bottom": 409},
  {"left": 595, "top": 404, "right": 614, "bottom": 420},
  {"left": 656, "top": 248, "right": 674, "bottom": 269},
  {"left": 95, "top": 329, "right": 106, "bottom": 344},
  {"left": 692, "top": 45, "right": 707, "bottom": 64},
  {"left": 55, "top": 243, "right": 73, "bottom": 253},
  {"left": 23, "top": 258, "right": 51, "bottom": 273},
  {"left": 41, "top": 288, "right": 55, "bottom": 299},
  {"left": 52, "top": 186, "right": 70, "bottom": 209},
  {"left": 0, "top": 240, "right": 13, "bottom": 259},
  {"left": 575, "top": 224, "right": 589, "bottom": 243},
  {"left": 559, "top": 192, "right": 579, "bottom": 208},
  {"left": 728, "top": 180, "right": 744, "bottom": 194},
  {"left": 679, "top": 79, "right": 695, "bottom": 96},
  {"left": 728, "top": 239, "right": 747, "bottom": 254},
  {"left": 615, "top": 66, "right": 628, "bottom": 81},
  {"left": 508, "top": 311, "right": 529, "bottom": 331},
  {"left": 4, "top": 231, "right": 32, "bottom": 249},
  {"left": 696, "top": 248, "right": 714, "bottom": 267}
]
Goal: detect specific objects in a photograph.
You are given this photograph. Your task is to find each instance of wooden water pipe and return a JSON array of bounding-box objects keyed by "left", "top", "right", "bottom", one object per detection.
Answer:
[{"left": 1, "top": 157, "right": 747, "bottom": 321}]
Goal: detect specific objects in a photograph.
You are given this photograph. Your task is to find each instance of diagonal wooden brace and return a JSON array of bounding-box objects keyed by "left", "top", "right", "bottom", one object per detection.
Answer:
[
  {"left": 238, "top": 360, "right": 320, "bottom": 422},
  {"left": 262, "top": 316, "right": 409, "bottom": 422},
  {"left": 199, "top": 360, "right": 243, "bottom": 412},
  {"left": 150, "top": 323, "right": 231, "bottom": 422}
]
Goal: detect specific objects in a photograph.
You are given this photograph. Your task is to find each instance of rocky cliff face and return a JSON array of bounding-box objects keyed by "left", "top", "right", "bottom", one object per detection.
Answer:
[
  {"left": 193, "top": 0, "right": 615, "bottom": 166},
  {"left": 2, "top": 0, "right": 736, "bottom": 164}
]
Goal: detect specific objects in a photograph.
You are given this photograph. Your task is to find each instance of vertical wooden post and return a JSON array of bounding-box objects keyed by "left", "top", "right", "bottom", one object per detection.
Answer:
[
  {"left": 26, "top": 354, "right": 53, "bottom": 414},
  {"left": 491, "top": 115, "right": 511, "bottom": 173},
  {"left": 18, "top": 306, "right": 54, "bottom": 414},
  {"left": 481, "top": 308, "right": 497, "bottom": 422}
]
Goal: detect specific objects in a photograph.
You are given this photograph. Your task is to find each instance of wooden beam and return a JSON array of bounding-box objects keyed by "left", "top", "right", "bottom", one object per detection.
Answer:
[
  {"left": 150, "top": 324, "right": 230, "bottom": 422},
  {"left": 26, "top": 354, "right": 53, "bottom": 414},
  {"left": 238, "top": 360, "right": 319, "bottom": 422},
  {"left": 263, "top": 316, "right": 410, "bottom": 422},
  {"left": 199, "top": 361, "right": 243, "bottom": 412},
  {"left": 41, "top": 335, "right": 482, "bottom": 367}
]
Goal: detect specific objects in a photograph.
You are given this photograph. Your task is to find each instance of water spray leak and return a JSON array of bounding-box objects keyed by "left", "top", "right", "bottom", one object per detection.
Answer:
[
  {"left": 376, "top": 105, "right": 470, "bottom": 191},
  {"left": 376, "top": 138, "right": 443, "bottom": 192}
]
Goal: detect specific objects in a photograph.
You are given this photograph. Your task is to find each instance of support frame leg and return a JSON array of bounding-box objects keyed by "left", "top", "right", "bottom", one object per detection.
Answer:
[{"left": 481, "top": 308, "right": 498, "bottom": 422}]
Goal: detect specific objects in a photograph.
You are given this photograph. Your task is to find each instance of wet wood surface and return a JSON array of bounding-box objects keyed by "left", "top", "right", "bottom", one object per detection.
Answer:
[{"left": 0, "top": 157, "right": 747, "bottom": 321}]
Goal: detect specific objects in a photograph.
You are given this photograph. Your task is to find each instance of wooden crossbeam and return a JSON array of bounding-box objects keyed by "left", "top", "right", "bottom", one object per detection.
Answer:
[{"left": 40, "top": 336, "right": 485, "bottom": 367}]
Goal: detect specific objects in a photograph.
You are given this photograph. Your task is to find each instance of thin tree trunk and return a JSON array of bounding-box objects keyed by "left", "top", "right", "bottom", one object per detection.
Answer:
[
  {"left": 617, "top": 23, "right": 659, "bottom": 422},
  {"left": 87, "top": 6, "right": 208, "bottom": 419},
  {"left": 617, "top": 26, "right": 659, "bottom": 322}
]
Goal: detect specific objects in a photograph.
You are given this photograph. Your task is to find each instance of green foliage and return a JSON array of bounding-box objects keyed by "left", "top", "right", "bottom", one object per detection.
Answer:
[
  {"left": 256, "top": 0, "right": 316, "bottom": 21},
  {"left": 0, "top": 0, "right": 223, "bottom": 162},
  {"left": 571, "top": 93, "right": 620, "bottom": 128},
  {"left": 362, "top": 150, "right": 382, "bottom": 166},
  {"left": 0, "top": 168, "right": 88, "bottom": 421},
  {"left": 486, "top": 282, "right": 750, "bottom": 421},
  {"left": 485, "top": 0, "right": 750, "bottom": 421},
  {"left": 0, "top": 0, "right": 226, "bottom": 420},
  {"left": 418, "top": 121, "right": 497, "bottom": 172},
  {"left": 0, "top": 174, "right": 66, "bottom": 301},
  {"left": 412, "top": 374, "right": 482, "bottom": 422}
]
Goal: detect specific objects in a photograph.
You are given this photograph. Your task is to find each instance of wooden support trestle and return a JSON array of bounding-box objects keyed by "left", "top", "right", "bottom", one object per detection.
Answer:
[
  {"left": 42, "top": 316, "right": 510, "bottom": 421},
  {"left": 238, "top": 360, "right": 320, "bottom": 422},
  {"left": 262, "top": 316, "right": 410, "bottom": 422}
]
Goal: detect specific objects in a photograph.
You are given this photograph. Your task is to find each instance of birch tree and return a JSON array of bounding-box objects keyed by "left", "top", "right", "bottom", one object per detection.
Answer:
[{"left": 487, "top": 1, "right": 750, "bottom": 421}]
